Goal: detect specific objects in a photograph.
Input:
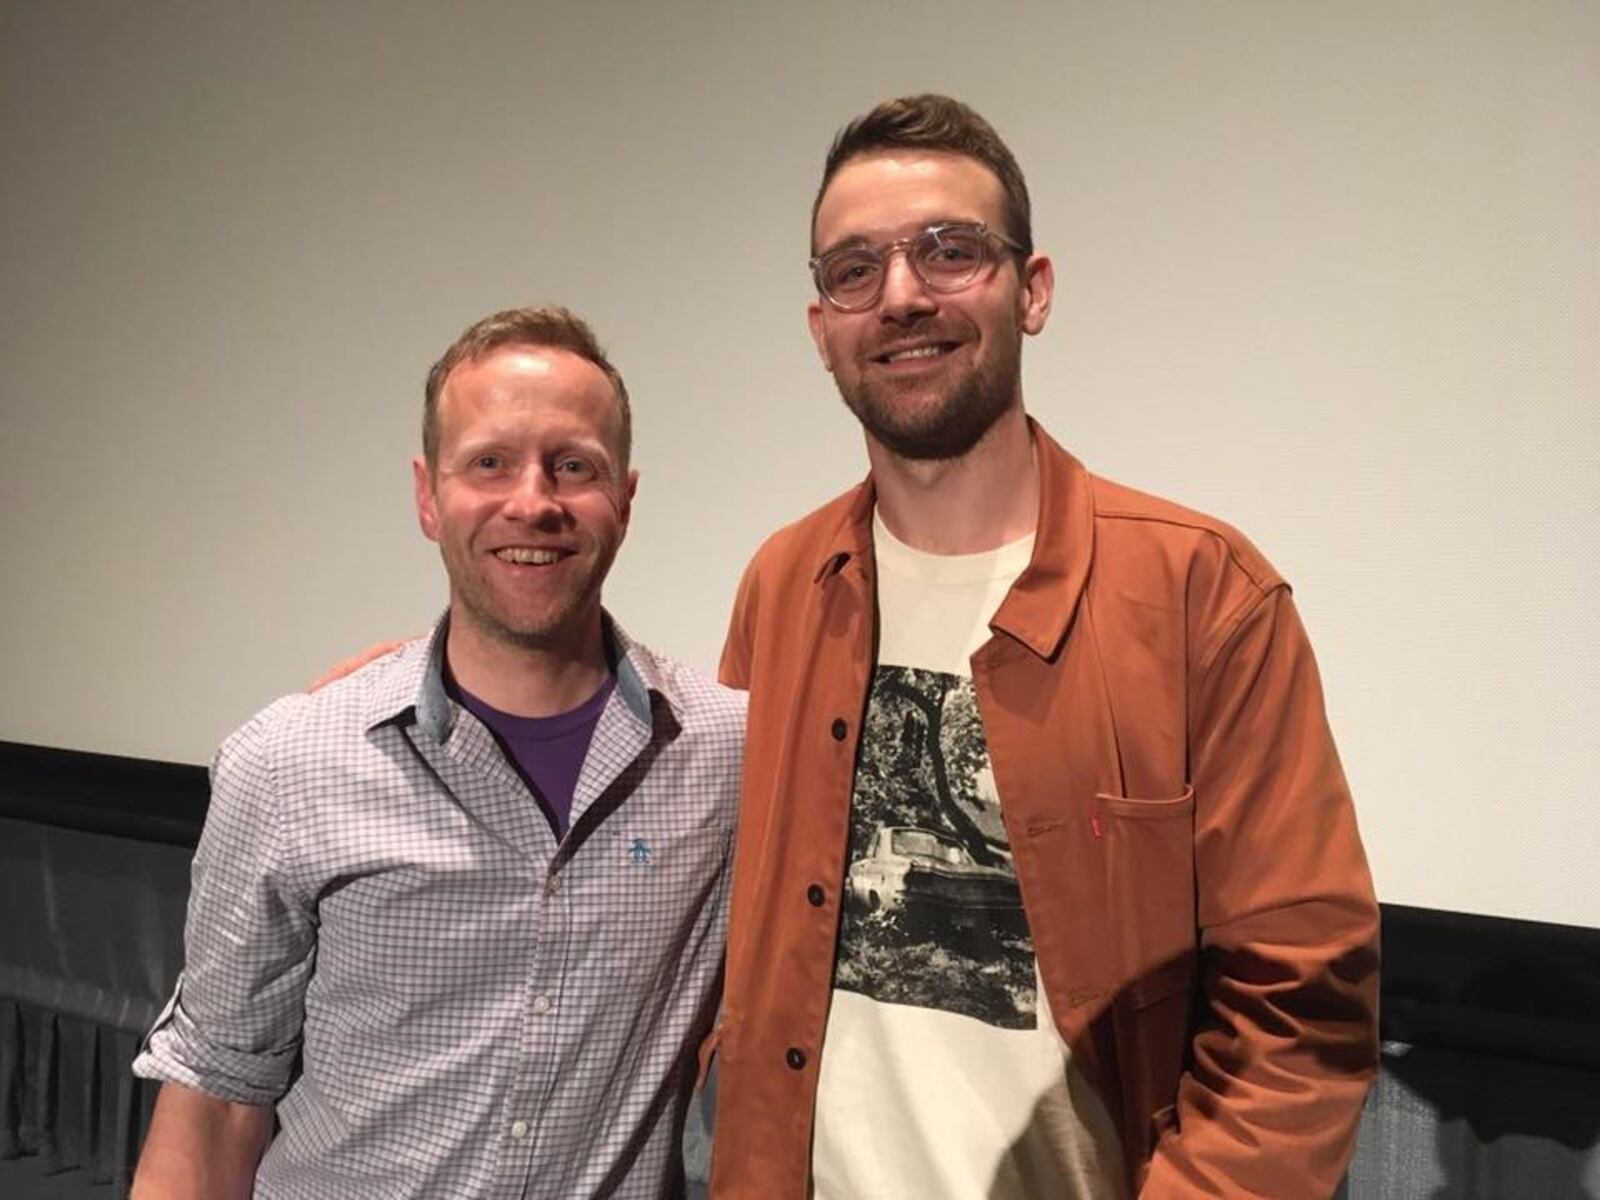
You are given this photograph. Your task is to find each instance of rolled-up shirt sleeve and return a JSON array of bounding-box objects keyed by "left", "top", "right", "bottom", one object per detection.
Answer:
[{"left": 133, "top": 697, "right": 316, "bottom": 1106}]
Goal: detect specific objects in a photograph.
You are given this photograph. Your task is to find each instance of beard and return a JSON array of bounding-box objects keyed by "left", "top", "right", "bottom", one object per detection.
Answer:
[
  {"left": 837, "top": 335, "right": 1023, "bottom": 462},
  {"left": 457, "top": 575, "right": 601, "bottom": 651},
  {"left": 442, "top": 538, "right": 613, "bottom": 655}
]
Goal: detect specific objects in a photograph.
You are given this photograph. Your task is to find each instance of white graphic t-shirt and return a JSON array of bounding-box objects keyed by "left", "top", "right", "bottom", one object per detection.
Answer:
[{"left": 811, "top": 512, "right": 1128, "bottom": 1200}]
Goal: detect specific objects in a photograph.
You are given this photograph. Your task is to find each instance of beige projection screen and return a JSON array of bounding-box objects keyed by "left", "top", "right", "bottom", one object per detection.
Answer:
[{"left": 1, "top": 2, "right": 1596, "bottom": 928}]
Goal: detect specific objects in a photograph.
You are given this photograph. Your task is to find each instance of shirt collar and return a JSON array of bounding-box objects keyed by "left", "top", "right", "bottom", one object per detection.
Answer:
[
  {"left": 811, "top": 417, "right": 1094, "bottom": 660},
  {"left": 363, "top": 610, "right": 665, "bottom": 740},
  {"left": 604, "top": 614, "right": 662, "bottom": 726}
]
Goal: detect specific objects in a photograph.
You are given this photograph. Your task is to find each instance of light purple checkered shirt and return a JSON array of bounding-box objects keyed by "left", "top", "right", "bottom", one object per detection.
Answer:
[{"left": 134, "top": 615, "right": 744, "bottom": 1199}]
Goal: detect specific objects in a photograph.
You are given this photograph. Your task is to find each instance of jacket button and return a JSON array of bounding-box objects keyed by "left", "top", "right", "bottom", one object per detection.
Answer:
[
  {"left": 830, "top": 718, "right": 848, "bottom": 741},
  {"left": 806, "top": 884, "right": 825, "bottom": 907},
  {"left": 785, "top": 1047, "right": 807, "bottom": 1070}
]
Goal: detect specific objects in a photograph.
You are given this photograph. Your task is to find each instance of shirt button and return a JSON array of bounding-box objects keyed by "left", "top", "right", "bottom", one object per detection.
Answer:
[
  {"left": 830, "top": 718, "right": 848, "bottom": 741},
  {"left": 533, "top": 994, "right": 553, "bottom": 1014},
  {"left": 807, "top": 884, "right": 825, "bottom": 907},
  {"left": 510, "top": 1119, "right": 529, "bottom": 1140},
  {"left": 785, "top": 1047, "right": 807, "bottom": 1070},
  {"left": 544, "top": 873, "right": 562, "bottom": 897}
]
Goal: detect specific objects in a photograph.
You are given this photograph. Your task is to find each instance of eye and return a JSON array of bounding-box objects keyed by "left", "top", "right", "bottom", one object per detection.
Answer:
[
  {"left": 554, "top": 456, "right": 598, "bottom": 482},
  {"left": 471, "top": 453, "right": 505, "bottom": 471},
  {"left": 918, "top": 230, "right": 983, "bottom": 275},
  {"left": 824, "top": 252, "right": 881, "bottom": 293}
]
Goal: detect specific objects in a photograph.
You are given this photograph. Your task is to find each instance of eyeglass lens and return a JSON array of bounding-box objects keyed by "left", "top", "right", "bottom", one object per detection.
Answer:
[{"left": 819, "top": 226, "right": 990, "bottom": 308}]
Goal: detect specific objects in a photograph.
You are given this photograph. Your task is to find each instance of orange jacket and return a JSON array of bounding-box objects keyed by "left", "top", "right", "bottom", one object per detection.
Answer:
[{"left": 709, "top": 423, "right": 1379, "bottom": 1198}]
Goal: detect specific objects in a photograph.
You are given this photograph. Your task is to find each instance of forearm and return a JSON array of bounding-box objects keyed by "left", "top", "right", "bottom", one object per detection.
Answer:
[
  {"left": 1149, "top": 588, "right": 1378, "bottom": 1194},
  {"left": 131, "top": 1081, "right": 273, "bottom": 1200},
  {"left": 1140, "top": 908, "right": 1379, "bottom": 1197}
]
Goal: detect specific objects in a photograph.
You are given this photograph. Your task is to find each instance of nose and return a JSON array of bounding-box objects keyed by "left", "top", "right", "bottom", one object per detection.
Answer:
[
  {"left": 877, "top": 247, "right": 937, "bottom": 324},
  {"left": 501, "top": 465, "right": 566, "bottom": 525}
]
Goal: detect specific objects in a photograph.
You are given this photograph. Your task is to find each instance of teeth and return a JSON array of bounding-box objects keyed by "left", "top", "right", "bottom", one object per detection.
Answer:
[
  {"left": 496, "top": 548, "right": 562, "bottom": 565},
  {"left": 885, "top": 345, "right": 944, "bottom": 362}
]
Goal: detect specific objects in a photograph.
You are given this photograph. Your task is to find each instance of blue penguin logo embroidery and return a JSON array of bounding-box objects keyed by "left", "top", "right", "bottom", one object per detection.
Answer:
[{"left": 628, "top": 838, "right": 652, "bottom": 866}]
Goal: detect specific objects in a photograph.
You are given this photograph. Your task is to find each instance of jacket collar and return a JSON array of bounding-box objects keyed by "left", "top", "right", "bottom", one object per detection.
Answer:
[
  {"left": 810, "top": 478, "right": 877, "bottom": 585},
  {"left": 809, "top": 417, "right": 1094, "bottom": 660}
]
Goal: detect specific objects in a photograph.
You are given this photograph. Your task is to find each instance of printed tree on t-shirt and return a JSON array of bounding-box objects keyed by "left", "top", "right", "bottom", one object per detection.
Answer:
[
  {"left": 871, "top": 671, "right": 1008, "bottom": 868},
  {"left": 838, "top": 665, "right": 1035, "bottom": 1028}
]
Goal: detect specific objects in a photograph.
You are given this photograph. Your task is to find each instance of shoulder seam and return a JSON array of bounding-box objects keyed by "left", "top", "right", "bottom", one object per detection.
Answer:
[
  {"left": 1196, "top": 582, "right": 1285, "bottom": 680},
  {"left": 254, "top": 696, "right": 311, "bottom": 909},
  {"left": 1093, "top": 506, "right": 1280, "bottom": 595}
]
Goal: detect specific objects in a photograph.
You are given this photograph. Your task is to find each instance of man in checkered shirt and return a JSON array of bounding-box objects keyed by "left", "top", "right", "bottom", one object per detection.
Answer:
[{"left": 131, "top": 307, "right": 745, "bottom": 1199}]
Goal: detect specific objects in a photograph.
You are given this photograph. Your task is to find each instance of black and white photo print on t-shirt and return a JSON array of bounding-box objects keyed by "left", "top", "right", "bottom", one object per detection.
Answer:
[{"left": 835, "top": 665, "right": 1034, "bottom": 1029}]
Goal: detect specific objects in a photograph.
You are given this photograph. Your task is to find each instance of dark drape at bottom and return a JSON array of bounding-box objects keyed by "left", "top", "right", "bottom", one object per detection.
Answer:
[
  {"left": 1, "top": 745, "right": 205, "bottom": 1198},
  {"left": 6, "top": 742, "right": 1600, "bottom": 1197},
  {"left": 0, "top": 1000, "right": 159, "bottom": 1189},
  {"left": 1342, "top": 1041, "right": 1600, "bottom": 1198},
  {"left": 1339, "top": 905, "right": 1600, "bottom": 1198}
]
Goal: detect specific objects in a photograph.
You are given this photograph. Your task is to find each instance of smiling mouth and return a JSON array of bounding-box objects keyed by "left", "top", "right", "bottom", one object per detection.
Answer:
[
  {"left": 873, "top": 342, "right": 957, "bottom": 365},
  {"left": 494, "top": 547, "right": 568, "bottom": 565}
]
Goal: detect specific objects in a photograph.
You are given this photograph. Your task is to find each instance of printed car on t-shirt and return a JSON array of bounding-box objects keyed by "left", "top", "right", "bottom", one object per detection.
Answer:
[{"left": 846, "top": 824, "right": 1023, "bottom": 936}]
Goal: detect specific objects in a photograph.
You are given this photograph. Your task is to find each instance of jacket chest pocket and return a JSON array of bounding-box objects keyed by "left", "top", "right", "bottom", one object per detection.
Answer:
[{"left": 1094, "top": 785, "right": 1197, "bottom": 1007}]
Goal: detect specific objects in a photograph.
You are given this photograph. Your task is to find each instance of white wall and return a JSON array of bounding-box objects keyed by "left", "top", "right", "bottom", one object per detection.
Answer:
[{"left": 2, "top": 1, "right": 1595, "bottom": 927}]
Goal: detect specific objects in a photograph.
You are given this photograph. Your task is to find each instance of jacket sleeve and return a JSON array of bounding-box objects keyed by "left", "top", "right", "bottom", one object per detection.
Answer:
[
  {"left": 1141, "top": 586, "right": 1380, "bottom": 1198},
  {"left": 719, "top": 554, "right": 760, "bottom": 690}
]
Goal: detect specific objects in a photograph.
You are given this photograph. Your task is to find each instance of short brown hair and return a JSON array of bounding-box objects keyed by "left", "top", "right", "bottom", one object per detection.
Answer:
[
  {"left": 423, "top": 305, "right": 632, "bottom": 471},
  {"left": 812, "top": 94, "right": 1032, "bottom": 256}
]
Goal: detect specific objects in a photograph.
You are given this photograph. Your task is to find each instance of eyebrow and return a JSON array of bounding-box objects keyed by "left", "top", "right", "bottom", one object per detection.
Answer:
[
  {"left": 445, "top": 440, "right": 509, "bottom": 466},
  {"left": 815, "top": 218, "right": 977, "bottom": 258},
  {"left": 451, "top": 428, "right": 611, "bottom": 455},
  {"left": 547, "top": 435, "right": 613, "bottom": 461}
]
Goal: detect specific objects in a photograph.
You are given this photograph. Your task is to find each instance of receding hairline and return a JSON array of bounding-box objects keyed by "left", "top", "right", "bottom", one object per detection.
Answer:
[
  {"left": 428, "top": 341, "right": 632, "bottom": 473},
  {"left": 423, "top": 302, "right": 633, "bottom": 477}
]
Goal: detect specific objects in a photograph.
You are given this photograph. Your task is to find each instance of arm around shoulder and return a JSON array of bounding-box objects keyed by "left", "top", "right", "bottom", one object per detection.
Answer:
[{"left": 131, "top": 1081, "right": 273, "bottom": 1200}]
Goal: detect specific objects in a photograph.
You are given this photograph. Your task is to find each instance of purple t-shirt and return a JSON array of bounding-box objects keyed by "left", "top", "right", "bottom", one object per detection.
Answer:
[{"left": 449, "top": 673, "right": 616, "bottom": 838}]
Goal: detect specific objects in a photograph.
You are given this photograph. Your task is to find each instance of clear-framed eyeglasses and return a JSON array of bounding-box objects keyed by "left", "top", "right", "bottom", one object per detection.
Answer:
[{"left": 809, "top": 221, "right": 1026, "bottom": 312}]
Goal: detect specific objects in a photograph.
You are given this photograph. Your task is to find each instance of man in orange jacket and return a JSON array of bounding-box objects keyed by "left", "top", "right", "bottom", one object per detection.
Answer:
[{"left": 704, "top": 94, "right": 1379, "bottom": 1199}]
